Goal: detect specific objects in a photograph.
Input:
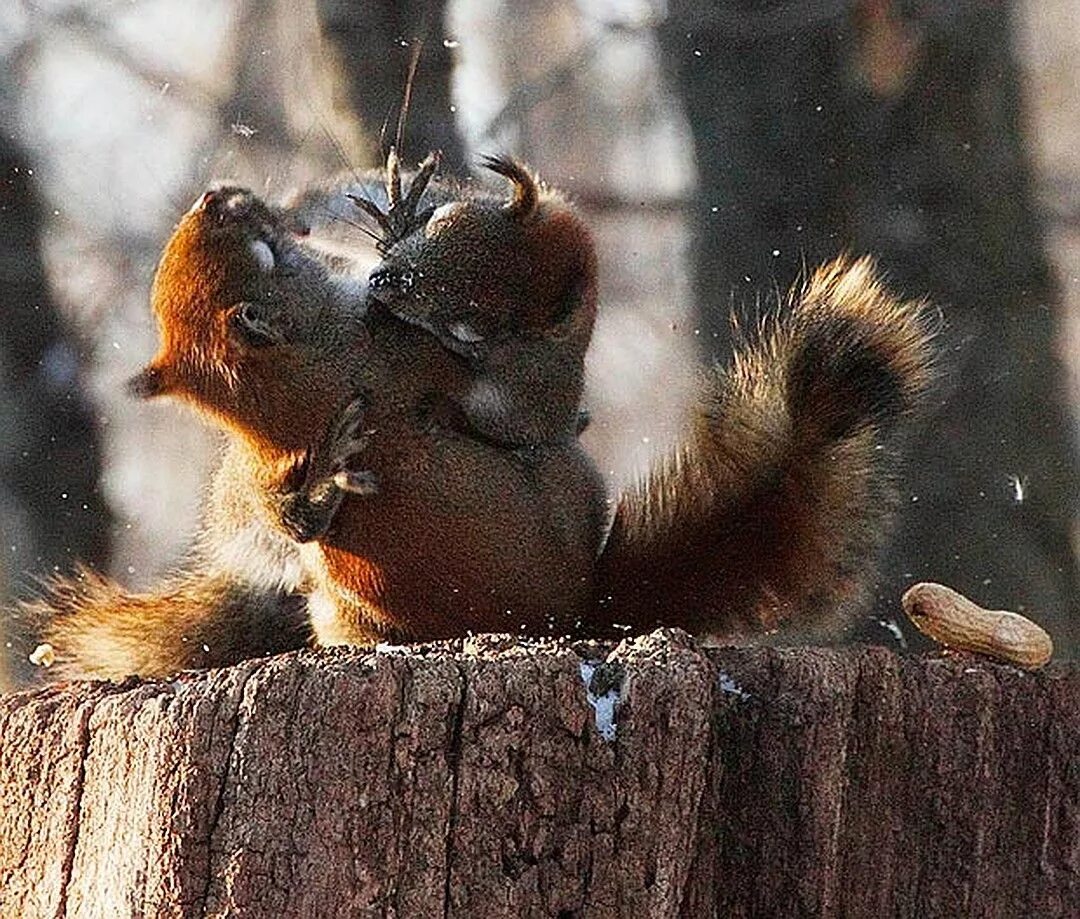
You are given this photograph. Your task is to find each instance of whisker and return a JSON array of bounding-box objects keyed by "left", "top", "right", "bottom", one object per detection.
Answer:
[
  {"left": 265, "top": 119, "right": 319, "bottom": 198},
  {"left": 318, "top": 209, "right": 383, "bottom": 241}
]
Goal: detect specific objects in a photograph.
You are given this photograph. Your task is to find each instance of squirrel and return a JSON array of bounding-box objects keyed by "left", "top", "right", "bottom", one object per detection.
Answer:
[
  {"left": 31, "top": 179, "right": 608, "bottom": 678},
  {"left": 27, "top": 159, "right": 935, "bottom": 680},
  {"left": 292, "top": 149, "right": 596, "bottom": 448}
]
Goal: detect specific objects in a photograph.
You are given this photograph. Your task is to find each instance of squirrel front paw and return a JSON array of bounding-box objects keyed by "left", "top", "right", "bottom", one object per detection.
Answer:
[{"left": 276, "top": 395, "right": 378, "bottom": 542}]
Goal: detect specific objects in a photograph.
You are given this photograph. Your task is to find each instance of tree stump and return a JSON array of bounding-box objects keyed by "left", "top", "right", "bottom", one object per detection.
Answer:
[{"left": 1, "top": 631, "right": 1077, "bottom": 917}]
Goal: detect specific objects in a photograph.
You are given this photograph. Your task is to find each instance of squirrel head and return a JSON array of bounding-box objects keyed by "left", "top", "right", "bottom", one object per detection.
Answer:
[
  {"left": 359, "top": 154, "right": 598, "bottom": 359},
  {"left": 129, "top": 187, "right": 367, "bottom": 453}
]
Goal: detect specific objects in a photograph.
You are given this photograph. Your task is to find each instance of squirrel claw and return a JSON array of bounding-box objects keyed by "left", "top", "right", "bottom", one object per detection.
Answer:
[
  {"left": 325, "top": 395, "right": 372, "bottom": 466},
  {"left": 274, "top": 394, "right": 376, "bottom": 541}
]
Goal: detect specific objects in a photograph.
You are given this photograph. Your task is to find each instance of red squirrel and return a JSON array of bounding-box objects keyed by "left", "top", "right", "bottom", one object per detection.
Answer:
[
  {"left": 34, "top": 182, "right": 606, "bottom": 677},
  {"left": 30, "top": 158, "right": 935, "bottom": 679},
  {"left": 293, "top": 149, "right": 595, "bottom": 448},
  {"left": 296, "top": 152, "right": 937, "bottom": 641}
]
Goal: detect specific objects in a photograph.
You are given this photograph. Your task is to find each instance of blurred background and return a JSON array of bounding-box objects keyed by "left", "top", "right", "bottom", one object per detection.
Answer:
[{"left": 1, "top": 0, "right": 1077, "bottom": 685}]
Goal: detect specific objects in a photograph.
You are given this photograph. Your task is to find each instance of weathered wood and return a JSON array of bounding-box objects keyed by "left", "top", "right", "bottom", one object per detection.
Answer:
[{"left": 2, "top": 632, "right": 1077, "bottom": 918}]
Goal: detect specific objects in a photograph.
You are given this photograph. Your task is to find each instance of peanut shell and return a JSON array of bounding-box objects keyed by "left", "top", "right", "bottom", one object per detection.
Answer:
[{"left": 901, "top": 581, "right": 1053, "bottom": 670}]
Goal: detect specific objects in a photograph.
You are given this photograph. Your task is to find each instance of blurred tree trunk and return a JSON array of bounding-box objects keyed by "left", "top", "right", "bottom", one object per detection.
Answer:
[
  {"left": 658, "top": 0, "right": 1080, "bottom": 652},
  {"left": 315, "top": 0, "right": 466, "bottom": 172},
  {"left": 0, "top": 136, "right": 112, "bottom": 684}
]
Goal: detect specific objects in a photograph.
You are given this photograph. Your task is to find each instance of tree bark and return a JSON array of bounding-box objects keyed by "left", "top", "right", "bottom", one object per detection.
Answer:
[{"left": 2, "top": 631, "right": 1077, "bottom": 917}]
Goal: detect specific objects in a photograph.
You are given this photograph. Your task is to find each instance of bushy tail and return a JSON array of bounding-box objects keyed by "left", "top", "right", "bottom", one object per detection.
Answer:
[
  {"left": 21, "top": 565, "right": 310, "bottom": 681},
  {"left": 596, "top": 256, "right": 937, "bottom": 641}
]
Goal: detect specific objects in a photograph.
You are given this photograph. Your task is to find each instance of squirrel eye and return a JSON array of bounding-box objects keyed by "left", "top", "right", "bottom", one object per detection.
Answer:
[
  {"left": 248, "top": 239, "right": 275, "bottom": 273},
  {"left": 228, "top": 301, "right": 281, "bottom": 348}
]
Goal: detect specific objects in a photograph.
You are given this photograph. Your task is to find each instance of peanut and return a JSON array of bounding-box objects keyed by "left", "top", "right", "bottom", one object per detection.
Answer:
[{"left": 901, "top": 582, "right": 1053, "bottom": 670}]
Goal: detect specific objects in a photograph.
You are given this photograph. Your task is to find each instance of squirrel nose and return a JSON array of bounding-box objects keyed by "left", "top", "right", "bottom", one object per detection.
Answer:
[{"left": 368, "top": 265, "right": 414, "bottom": 300}]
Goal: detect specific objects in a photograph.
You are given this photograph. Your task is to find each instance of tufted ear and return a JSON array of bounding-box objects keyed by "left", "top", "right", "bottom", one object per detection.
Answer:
[{"left": 126, "top": 362, "right": 177, "bottom": 400}]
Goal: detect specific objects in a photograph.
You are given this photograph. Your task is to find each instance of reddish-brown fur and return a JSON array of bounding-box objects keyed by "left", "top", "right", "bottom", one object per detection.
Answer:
[
  {"left": 141, "top": 187, "right": 606, "bottom": 648},
  {"left": 597, "top": 258, "right": 936, "bottom": 641},
  {"left": 30, "top": 168, "right": 935, "bottom": 680},
  {"left": 359, "top": 156, "right": 597, "bottom": 447}
]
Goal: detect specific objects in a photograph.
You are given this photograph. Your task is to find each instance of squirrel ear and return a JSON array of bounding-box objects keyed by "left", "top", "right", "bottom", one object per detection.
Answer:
[
  {"left": 126, "top": 363, "right": 174, "bottom": 399},
  {"left": 479, "top": 155, "right": 538, "bottom": 222}
]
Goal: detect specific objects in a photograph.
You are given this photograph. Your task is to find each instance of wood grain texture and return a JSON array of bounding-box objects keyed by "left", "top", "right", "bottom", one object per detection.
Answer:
[{"left": 2, "top": 632, "right": 1077, "bottom": 918}]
